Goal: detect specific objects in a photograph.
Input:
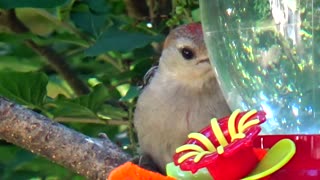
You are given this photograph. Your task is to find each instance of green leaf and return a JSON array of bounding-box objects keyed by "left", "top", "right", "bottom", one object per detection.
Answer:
[
  {"left": 0, "top": 71, "right": 48, "bottom": 107},
  {"left": 70, "top": 2, "right": 109, "bottom": 36},
  {"left": 192, "top": 8, "right": 200, "bottom": 21},
  {"left": 71, "top": 12, "right": 108, "bottom": 36},
  {"left": 2, "top": 170, "right": 40, "bottom": 180},
  {"left": 120, "top": 85, "right": 140, "bottom": 102},
  {"left": 97, "top": 104, "right": 127, "bottom": 119},
  {"left": 175, "top": 6, "right": 184, "bottom": 15},
  {"left": 0, "top": 56, "right": 44, "bottom": 72},
  {"left": 132, "top": 45, "right": 156, "bottom": 59},
  {"left": 0, "top": 147, "right": 37, "bottom": 180},
  {"left": 76, "top": 84, "right": 110, "bottom": 110},
  {"left": 83, "top": 0, "right": 109, "bottom": 13},
  {"left": 47, "top": 75, "right": 73, "bottom": 98},
  {"left": 85, "top": 28, "right": 164, "bottom": 55},
  {"left": 48, "top": 84, "right": 110, "bottom": 118},
  {"left": 47, "top": 98, "right": 97, "bottom": 118},
  {"left": 0, "top": 145, "right": 21, "bottom": 164},
  {"left": 0, "top": 32, "right": 89, "bottom": 48},
  {"left": 6, "top": 150, "right": 35, "bottom": 170},
  {"left": 0, "top": 0, "right": 68, "bottom": 9},
  {"left": 0, "top": 33, "right": 35, "bottom": 43},
  {"left": 37, "top": 33, "right": 90, "bottom": 47}
]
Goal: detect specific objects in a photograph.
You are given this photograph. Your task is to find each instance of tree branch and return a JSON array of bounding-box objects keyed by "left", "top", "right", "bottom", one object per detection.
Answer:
[
  {"left": 0, "top": 10, "right": 90, "bottom": 96},
  {"left": 0, "top": 97, "right": 131, "bottom": 179},
  {"left": 24, "top": 40, "right": 90, "bottom": 96}
]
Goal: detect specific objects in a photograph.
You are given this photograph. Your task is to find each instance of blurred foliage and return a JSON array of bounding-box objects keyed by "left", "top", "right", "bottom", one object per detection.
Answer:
[{"left": 0, "top": 0, "right": 200, "bottom": 179}]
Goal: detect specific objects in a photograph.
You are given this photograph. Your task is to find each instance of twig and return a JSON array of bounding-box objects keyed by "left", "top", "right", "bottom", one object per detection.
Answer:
[
  {"left": 97, "top": 54, "right": 123, "bottom": 72},
  {"left": 55, "top": 117, "right": 130, "bottom": 126},
  {"left": 0, "top": 97, "right": 131, "bottom": 179}
]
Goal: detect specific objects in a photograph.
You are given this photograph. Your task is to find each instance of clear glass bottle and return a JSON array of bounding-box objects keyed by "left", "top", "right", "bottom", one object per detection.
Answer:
[{"left": 200, "top": 0, "right": 320, "bottom": 134}]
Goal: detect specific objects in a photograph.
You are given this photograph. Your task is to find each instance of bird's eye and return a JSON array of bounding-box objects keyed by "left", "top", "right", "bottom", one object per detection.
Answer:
[{"left": 180, "top": 47, "right": 195, "bottom": 60}]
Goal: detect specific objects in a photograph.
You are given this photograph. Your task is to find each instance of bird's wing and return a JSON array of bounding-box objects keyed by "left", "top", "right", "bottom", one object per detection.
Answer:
[{"left": 142, "top": 65, "right": 158, "bottom": 89}]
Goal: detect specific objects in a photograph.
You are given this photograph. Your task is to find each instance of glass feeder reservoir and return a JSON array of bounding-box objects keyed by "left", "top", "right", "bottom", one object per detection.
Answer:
[{"left": 200, "top": 0, "right": 320, "bottom": 134}]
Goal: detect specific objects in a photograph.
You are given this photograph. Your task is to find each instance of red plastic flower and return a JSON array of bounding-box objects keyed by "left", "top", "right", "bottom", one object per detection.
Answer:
[{"left": 173, "top": 109, "right": 266, "bottom": 180}]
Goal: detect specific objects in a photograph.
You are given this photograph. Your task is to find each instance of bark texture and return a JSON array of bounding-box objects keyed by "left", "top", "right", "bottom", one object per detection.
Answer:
[{"left": 0, "top": 97, "right": 131, "bottom": 180}]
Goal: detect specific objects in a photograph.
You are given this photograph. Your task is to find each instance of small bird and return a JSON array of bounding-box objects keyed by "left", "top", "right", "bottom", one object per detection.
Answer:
[{"left": 134, "top": 23, "right": 231, "bottom": 173}]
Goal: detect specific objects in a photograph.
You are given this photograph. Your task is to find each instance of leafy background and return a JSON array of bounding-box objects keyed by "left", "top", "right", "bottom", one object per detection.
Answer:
[{"left": 0, "top": 0, "right": 200, "bottom": 179}]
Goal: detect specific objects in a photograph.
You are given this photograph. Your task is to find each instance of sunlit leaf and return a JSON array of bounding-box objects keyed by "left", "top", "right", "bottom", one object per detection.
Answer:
[
  {"left": 0, "top": 56, "right": 44, "bottom": 72},
  {"left": 47, "top": 75, "right": 73, "bottom": 98},
  {"left": 48, "top": 84, "right": 110, "bottom": 118},
  {"left": 120, "top": 85, "right": 140, "bottom": 102},
  {"left": 15, "top": 8, "right": 57, "bottom": 36}
]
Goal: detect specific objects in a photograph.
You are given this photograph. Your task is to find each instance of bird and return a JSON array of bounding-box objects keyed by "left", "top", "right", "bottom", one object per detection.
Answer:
[{"left": 133, "top": 23, "right": 231, "bottom": 173}]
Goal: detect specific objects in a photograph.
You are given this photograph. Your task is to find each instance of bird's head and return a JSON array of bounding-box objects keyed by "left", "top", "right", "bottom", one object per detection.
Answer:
[{"left": 159, "top": 23, "right": 214, "bottom": 85}]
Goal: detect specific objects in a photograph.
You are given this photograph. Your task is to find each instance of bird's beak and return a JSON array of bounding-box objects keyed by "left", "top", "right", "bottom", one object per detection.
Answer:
[{"left": 196, "top": 58, "right": 210, "bottom": 65}]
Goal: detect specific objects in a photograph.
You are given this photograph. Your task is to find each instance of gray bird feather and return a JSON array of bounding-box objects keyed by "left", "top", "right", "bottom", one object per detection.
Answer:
[{"left": 142, "top": 65, "right": 158, "bottom": 89}]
